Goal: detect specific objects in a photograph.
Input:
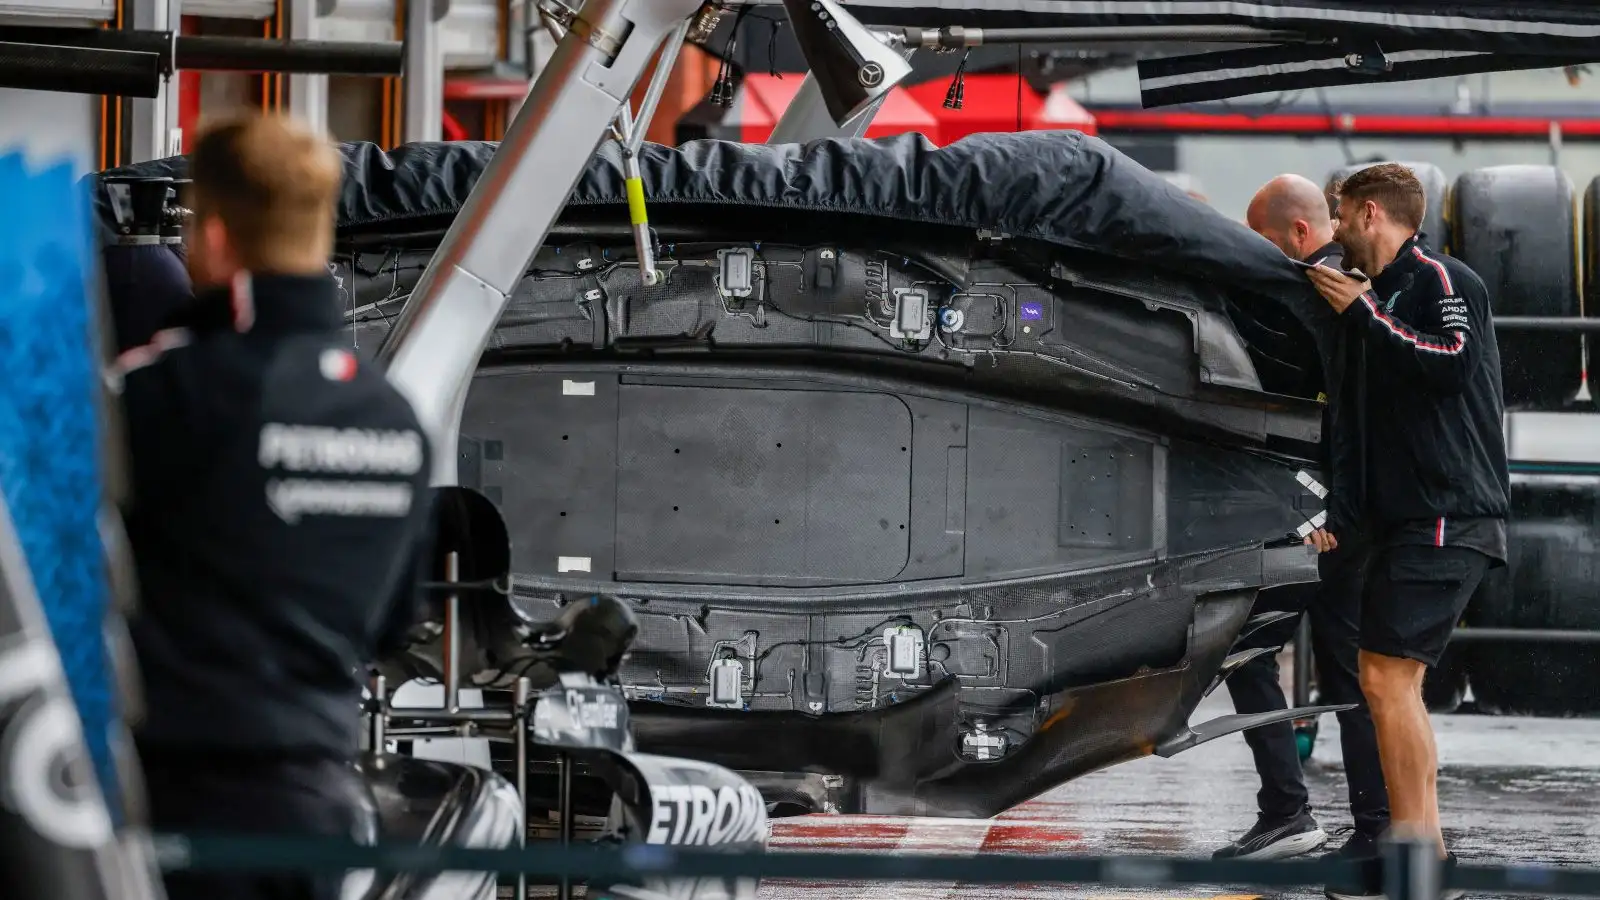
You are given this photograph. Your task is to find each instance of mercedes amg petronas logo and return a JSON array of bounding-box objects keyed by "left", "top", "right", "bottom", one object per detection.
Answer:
[
  {"left": 0, "top": 638, "right": 113, "bottom": 850},
  {"left": 858, "top": 62, "right": 885, "bottom": 87}
]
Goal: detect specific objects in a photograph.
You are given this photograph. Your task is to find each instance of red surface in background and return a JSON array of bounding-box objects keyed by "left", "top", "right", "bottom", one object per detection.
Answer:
[
  {"left": 905, "top": 74, "right": 1099, "bottom": 143},
  {"left": 736, "top": 74, "right": 942, "bottom": 144},
  {"left": 905, "top": 73, "right": 1044, "bottom": 143},
  {"left": 729, "top": 74, "right": 1097, "bottom": 145}
]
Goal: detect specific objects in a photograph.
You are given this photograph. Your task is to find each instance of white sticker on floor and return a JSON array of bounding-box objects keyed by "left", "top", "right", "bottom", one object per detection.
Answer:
[
  {"left": 1294, "top": 510, "right": 1329, "bottom": 538},
  {"left": 558, "top": 556, "right": 592, "bottom": 573},
  {"left": 1294, "top": 469, "right": 1328, "bottom": 499},
  {"left": 562, "top": 380, "right": 596, "bottom": 396}
]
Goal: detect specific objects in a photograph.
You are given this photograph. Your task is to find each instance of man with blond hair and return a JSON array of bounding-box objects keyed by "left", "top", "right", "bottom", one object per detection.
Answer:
[
  {"left": 117, "top": 112, "right": 432, "bottom": 900},
  {"left": 1308, "top": 163, "right": 1508, "bottom": 900}
]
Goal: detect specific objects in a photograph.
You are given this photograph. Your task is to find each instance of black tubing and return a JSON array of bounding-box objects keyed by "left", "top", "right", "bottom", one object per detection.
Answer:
[
  {"left": 175, "top": 35, "right": 403, "bottom": 76},
  {"left": 0, "top": 41, "right": 160, "bottom": 97},
  {"left": 0, "top": 26, "right": 175, "bottom": 73},
  {"left": 0, "top": 26, "right": 401, "bottom": 77}
]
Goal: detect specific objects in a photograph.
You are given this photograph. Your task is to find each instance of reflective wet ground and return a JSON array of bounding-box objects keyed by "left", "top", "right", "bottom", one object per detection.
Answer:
[{"left": 763, "top": 674, "right": 1600, "bottom": 900}]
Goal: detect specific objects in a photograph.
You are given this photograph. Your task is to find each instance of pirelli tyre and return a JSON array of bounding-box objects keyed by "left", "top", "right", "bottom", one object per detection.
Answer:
[
  {"left": 1325, "top": 161, "right": 1449, "bottom": 252},
  {"left": 1583, "top": 176, "right": 1600, "bottom": 399},
  {"left": 1450, "top": 165, "right": 1582, "bottom": 410},
  {"left": 1464, "top": 478, "right": 1600, "bottom": 717}
]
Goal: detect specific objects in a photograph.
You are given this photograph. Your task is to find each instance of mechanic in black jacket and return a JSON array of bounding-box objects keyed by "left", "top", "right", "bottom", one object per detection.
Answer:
[
  {"left": 114, "top": 113, "right": 432, "bottom": 900},
  {"left": 1304, "top": 163, "right": 1508, "bottom": 900},
  {"left": 1212, "top": 174, "right": 1389, "bottom": 864}
]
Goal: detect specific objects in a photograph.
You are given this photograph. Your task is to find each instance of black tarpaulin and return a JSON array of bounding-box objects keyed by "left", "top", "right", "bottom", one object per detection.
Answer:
[{"left": 94, "top": 132, "right": 1337, "bottom": 374}]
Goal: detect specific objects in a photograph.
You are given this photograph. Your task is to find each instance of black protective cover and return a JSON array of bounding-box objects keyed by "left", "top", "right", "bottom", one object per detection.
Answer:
[{"left": 93, "top": 131, "right": 1335, "bottom": 362}]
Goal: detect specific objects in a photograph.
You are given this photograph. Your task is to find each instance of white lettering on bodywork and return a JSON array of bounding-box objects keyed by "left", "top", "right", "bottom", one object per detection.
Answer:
[
  {"left": 645, "top": 783, "right": 766, "bottom": 847},
  {"left": 259, "top": 424, "right": 424, "bottom": 476},
  {"left": 265, "top": 478, "right": 414, "bottom": 524}
]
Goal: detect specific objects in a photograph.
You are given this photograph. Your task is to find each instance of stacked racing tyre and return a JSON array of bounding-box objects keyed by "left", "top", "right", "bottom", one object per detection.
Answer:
[
  {"left": 1452, "top": 165, "right": 1597, "bottom": 715},
  {"left": 1325, "top": 161, "right": 1449, "bottom": 252},
  {"left": 1450, "top": 165, "right": 1582, "bottom": 409},
  {"left": 1466, "top": 528, "right": 1600, "bottom": 716},
  {"left": 1585, "top": 176, "right": 1600, "bottom": 399}
]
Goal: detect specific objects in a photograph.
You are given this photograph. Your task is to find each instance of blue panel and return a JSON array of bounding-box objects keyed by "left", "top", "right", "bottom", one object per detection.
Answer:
[{"left": 0, "top": 150, "right": 119, "bottom": 819}]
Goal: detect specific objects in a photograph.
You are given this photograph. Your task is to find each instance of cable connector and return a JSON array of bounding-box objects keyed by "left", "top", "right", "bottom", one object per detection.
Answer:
[{"left": 944, "top": 50, "right": 970, "bottom": 110}]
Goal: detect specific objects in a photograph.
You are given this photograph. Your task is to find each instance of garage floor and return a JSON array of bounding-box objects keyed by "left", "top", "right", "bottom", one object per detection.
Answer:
[{"left": 762, "top": 684, "right": 1600, "bottom": 899}]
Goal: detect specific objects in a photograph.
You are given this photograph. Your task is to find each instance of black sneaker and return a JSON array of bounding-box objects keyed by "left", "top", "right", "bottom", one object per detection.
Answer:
[
  {"left": 1323, "top": 827, "right": 1385, "bottom": 900},
  {"left": 1442, "top": 852, "right": 1465, "bottom": 900},
  {"left": 1326, "top": 825, "right": 1385, "bottom": 860},
  {"left": 1213, "top": 807, "right": 1329, "bottom": 860},
  {"left": 1323, "top": 834, "right": 1458, "bottom": 900}
]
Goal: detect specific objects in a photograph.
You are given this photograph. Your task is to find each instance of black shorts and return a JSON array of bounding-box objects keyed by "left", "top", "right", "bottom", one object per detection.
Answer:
[{"left": 1359, "top": 544, "right": 1488, "bottom": 667}]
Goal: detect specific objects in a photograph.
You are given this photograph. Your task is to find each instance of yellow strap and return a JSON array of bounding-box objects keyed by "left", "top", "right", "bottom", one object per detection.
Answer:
[{"left": 625, "top": 176, "right": 648, "bottom": 226}]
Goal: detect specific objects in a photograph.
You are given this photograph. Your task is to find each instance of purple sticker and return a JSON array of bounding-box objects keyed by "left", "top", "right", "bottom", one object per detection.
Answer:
[{"left": 1020, "top": 302, "right": 1044, "bottom": 321}]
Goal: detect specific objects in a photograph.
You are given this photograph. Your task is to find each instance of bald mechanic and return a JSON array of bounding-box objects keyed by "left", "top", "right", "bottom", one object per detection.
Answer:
[
  {"left": 116, "top": 113, "right": 432, "bottom": 900},
  {"left": 1212, "top": 175, "right": 1389, "bottom": 864},
  {"left": 1308, "top": 164, "right": 1507, "bottom": 900}
]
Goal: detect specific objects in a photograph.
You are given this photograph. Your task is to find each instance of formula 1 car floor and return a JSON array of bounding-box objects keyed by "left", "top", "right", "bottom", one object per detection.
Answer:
[{"left": 758, "top": 654, "right": 1600, "bottom": 900}]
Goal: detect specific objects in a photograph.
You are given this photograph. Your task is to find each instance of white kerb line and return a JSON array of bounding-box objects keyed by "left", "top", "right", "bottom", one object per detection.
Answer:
[{"left": 894, "top": 817, "right": 995, "bottom": 899}]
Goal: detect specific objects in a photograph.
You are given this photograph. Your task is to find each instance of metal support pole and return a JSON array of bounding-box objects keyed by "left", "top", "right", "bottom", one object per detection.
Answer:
[
  {"left": 368, "top": 672, "right": 388, "bottom": 751},
  {"left": 883, "top": 24, "right": 1317, "bottom": 50},
  {"left": 557, "top": 751, "right": 574, "bottom": 900},
  {"left": 384, "top": 707, "right": 513, "bottom": 724},
  {"left": 612, "top": 104, "right": 659, "bottom": 285},
  {"left": 403, "top": 0, "right": 444, "bottom": 143},
  {"left": 127, "top": 0, "right": 182, "bottom": 162},
  {"left": 442, "top": 550, "right": 462, "bottom": 712},
  {"left": 1493, "top": 316, "right": 1600, "bottom": 333},
  {"left": 604, "top": 16, "right": 685, "bottom": 288},
  {"left": 1292, "top": 616, "right": 1313, "bottom": 708},
  {"left": 1448, "top": 627, "right": 1600, "bottom": 644},
  {"left": 286, "top": 0, "right": 330, "bottom": 134},
  {"left": 377, "top": 0, "right": 706, "bottom": 487},
  {"left": 512, "top": 677, "right": 531, "bottom": 900},
  {"left": 628, "top": 16, "right": 688, "bottom": 154}
]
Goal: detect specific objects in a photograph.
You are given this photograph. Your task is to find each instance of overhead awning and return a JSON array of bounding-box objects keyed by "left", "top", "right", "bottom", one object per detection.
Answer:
[
  {"left": 1082, "top": 92, "right": 1600, "bottom": 140},
  {"left": 831, "top": 1, "right": 1600, "bottom": 52},
  {"left": 1136, "top": 42, "right": 1600, "bottom": 107},
  {"left": 758, "top": 2, "right": 1600, "bottom": 105}
]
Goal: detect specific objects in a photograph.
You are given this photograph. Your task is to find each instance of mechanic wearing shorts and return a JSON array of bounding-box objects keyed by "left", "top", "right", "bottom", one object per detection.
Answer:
[
  {"left": 115, "top": 113, "right": 432, "bottom": 900},
  {"left": 1213, "top": 175, "right": 1389, "bottom": 863},
  {"left": 1304, "top": 163, "right": 1509, "bottom": 900}
]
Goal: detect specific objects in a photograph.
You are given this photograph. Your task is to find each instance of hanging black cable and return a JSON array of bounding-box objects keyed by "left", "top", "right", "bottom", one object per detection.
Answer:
[
  {"left": 766, "top": 17, "right": 783, "bottom": 78},
  {"left": 711, "top": 2, "right": 754, "bottom": 108},
  {"left": 1016, "top": 43, "right": 1024, "bottom": 132},
  {"left": 943, "top": 49, "right": 970, "bottom": 109}
]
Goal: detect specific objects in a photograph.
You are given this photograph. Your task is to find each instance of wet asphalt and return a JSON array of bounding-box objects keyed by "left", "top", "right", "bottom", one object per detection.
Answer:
[{"left": 762, "top": 655, "right": 1600, "bottom": 900}]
